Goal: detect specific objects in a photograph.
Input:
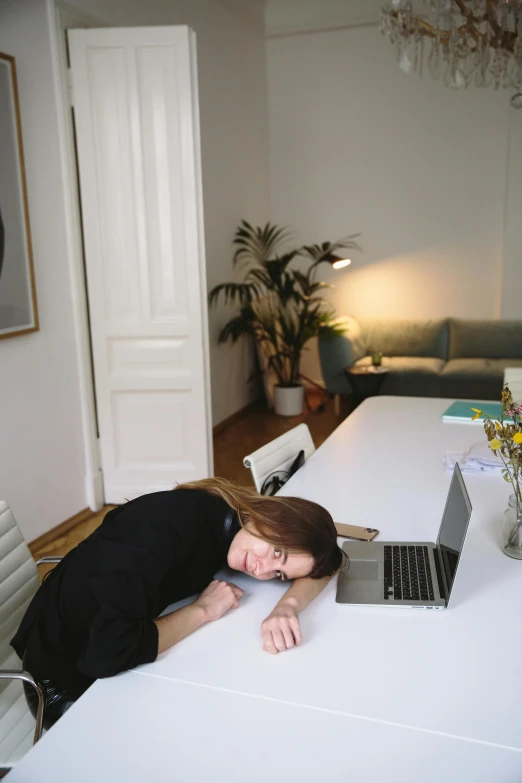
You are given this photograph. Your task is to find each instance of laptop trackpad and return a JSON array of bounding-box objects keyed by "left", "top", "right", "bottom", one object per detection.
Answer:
[{"left": 349, "top": 559, "right": 378, "bottom": 580}]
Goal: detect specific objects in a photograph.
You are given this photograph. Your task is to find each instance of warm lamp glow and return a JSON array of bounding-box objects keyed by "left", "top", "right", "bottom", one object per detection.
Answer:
[
  {"left": 315, "top": 252, "right": 353, "bottom": 272},
  {"left": 332, "top": 258, "right": 351, "bottom": 270}
]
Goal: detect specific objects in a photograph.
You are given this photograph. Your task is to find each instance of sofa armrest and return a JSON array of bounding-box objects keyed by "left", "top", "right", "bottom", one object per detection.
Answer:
[{"left": 318, "top": 333, "right": 360, "bottom": 394}]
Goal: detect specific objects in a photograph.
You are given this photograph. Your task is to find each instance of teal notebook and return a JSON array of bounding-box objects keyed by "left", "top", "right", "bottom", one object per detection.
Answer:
[{"left": 442, "top": 400, "right": 504, "bottom": 423}]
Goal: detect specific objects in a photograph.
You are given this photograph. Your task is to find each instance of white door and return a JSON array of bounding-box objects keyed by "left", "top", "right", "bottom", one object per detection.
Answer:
[{"left": 68, "top": 27, "right": 212, "bottom": 503}]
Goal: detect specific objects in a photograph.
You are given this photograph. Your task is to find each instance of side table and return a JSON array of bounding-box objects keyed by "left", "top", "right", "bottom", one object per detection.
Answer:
[{"left": 345, "top": 365, "right": 389, "bottom": 408}]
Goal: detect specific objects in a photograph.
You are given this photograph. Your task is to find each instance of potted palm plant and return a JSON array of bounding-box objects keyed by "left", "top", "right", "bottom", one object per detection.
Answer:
[{"left": 209, "top": 221, "right": 360, "bottom": 416}]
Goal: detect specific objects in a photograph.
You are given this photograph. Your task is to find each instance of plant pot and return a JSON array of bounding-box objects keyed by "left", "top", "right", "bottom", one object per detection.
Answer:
[{"left": 273, "top": 384, "right": 305, "bottom": 417}]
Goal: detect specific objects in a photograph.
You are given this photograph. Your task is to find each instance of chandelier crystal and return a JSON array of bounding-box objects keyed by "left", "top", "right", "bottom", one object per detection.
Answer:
[{"left": 380, "top": 1, "right": 522, "bottom": 107}]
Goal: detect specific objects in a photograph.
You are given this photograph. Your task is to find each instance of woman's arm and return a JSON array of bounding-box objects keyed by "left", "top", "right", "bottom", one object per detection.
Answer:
[
  {"left": 261, "top": 575, "right": 332, "bottom": 655},
  {"left": 278, "top": 575, "right": 332, "bottom": 613},
  {"left": 78, "top": 579, "right": 243, "bottom": 679},
  {"left": 154, "top": 603, "right": 207, "bottom": 654},
  {"left": 155, "top": 579, "right": 243, "bottom": 654}
]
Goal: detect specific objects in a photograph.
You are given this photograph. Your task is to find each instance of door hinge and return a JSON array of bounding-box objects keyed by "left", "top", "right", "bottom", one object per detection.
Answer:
[{"left": 67, "top": 68, "right": 75, "bottom": 106}]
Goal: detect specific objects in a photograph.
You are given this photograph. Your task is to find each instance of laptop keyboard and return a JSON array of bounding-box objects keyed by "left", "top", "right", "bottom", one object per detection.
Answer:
[{"left": 383, "top": 545, "right": 435, "bottom": 602}]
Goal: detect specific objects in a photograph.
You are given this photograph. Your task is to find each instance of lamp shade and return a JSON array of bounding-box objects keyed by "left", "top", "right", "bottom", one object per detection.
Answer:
[{"left": 323, "top": 252, "right": 352, "bottom": 270}]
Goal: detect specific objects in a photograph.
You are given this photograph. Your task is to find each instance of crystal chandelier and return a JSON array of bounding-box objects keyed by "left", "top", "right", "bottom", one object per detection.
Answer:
[{"left": 380, "top": 1, "right": 522, "bottom": 107}]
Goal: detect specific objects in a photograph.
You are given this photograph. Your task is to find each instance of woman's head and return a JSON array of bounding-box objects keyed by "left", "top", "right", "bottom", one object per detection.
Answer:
[
  {"left": 227, "top": 526, "right": 314, "bottom": 581},
  {"left": 175, "top": 478, "right": 342, "bottom": 581}
]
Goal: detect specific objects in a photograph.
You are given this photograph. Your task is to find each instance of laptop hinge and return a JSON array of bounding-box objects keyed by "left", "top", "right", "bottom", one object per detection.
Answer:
[{"left": 433, "top": 546, "right": 447, "bottom": 602}]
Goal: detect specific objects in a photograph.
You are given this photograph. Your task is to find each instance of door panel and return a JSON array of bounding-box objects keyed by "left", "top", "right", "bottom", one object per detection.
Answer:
[{"left": 68, "top": 27, "right": 212, "bottom": 502}]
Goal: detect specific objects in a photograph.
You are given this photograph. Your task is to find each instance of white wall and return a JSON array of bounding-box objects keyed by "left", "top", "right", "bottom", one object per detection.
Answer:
[
  {"left": 265, "top": 0, "right": 382, "bottom": 35},
  {"left": 63, "top": 0, "right": 270, "bottom": 426},
  {"left": 0, "top": 0, "right": 269, "bottom": 540},
  {"left": 501, "top": 110, "right": 522, "bottom": 319},
  {"left": 0, "top": 0, "right": 86, "bottom": 541},
  {"left": 266, "top": 23, "right": 519, "bottom": 380}
]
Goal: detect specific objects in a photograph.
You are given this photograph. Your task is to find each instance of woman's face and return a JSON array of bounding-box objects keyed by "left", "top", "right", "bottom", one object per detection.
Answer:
[{"left": 227, "top": 527, "right": 314, "bottom": 582}]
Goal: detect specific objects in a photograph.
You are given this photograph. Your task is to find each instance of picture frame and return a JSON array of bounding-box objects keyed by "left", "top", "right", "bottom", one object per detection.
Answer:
[{"left": 0, "top": 51, "right": 39, "bottom": 340}]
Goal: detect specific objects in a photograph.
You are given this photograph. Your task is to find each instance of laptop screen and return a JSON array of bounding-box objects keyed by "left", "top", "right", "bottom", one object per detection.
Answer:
[{"left": 435, "top": 464, "right": 472, "bottom": 601}]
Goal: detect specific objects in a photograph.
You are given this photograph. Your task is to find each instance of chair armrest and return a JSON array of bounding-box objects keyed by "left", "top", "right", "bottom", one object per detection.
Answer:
[
  {"left": 0, "top": 670, "right": 45, "bottom": 743},
  {"left": 35, "top": 556, "right": 62, "bottom": 566},
  {"left": 0, "top": 669, "right": 39, "bottom": 688}
]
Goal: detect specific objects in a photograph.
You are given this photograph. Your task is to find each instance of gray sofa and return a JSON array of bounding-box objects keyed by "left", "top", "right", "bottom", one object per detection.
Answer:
[{"left": 318, "top": 317, "right": 522, "bottom": 402}]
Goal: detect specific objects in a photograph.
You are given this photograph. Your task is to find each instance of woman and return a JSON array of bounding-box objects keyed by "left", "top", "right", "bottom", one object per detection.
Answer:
[{"left": 12, "top": 478, "right": 342, "bottom": 728}]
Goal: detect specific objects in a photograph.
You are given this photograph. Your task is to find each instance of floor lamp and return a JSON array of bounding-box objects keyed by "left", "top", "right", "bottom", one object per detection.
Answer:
[{"left": 301, "top": 252, "right": 352, "bottom": 414}]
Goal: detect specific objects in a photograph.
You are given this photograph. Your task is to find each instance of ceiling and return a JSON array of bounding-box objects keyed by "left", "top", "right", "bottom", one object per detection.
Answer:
[{"left": 265, "top": 0, "right": 384, "bottom": 37}]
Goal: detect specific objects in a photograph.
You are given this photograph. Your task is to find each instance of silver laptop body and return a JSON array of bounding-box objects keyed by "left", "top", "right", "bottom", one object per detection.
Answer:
[{"left": 336, "top": 464, "right": 472, "bottom": 610}]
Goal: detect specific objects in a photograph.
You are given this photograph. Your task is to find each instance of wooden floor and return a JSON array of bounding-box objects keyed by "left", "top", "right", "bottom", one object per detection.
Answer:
[
  {"left": 213, "top": 393, "right": 348, "bottom": 483},
  {"left": 33, "top": 392, "right": 350, "bottom": 576}
]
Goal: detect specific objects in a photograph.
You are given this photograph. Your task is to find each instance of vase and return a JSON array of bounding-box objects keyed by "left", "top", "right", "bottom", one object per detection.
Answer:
[
  {"left": 273, "top": 384, "right": 304, "bottom": 417},
  {"left": 501, "top": 494, "right": 522, "bottom": 560}
]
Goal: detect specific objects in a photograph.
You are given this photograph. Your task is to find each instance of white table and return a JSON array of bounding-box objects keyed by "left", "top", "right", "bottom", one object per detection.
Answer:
[
  {"left": 8, "top": 397, "right": 522, "bottom": 781},
  {"left": 8, "top": 673, "right": 522, "bottom": 783}
]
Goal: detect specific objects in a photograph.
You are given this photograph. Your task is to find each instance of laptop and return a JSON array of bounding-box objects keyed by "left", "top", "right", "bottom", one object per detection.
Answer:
[{"left": 336, "top": 464, "right": 472, "bottom": 609}]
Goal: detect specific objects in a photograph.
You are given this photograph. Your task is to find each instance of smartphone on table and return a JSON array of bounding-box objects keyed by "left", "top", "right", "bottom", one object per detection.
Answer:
[{"left": 334, "top": 523, "right": 379, "bottom": 542}]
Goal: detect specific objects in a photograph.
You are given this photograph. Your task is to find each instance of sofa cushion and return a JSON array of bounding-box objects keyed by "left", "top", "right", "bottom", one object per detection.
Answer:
[
  {"left": 358, "top": 318, "right": 448, "bottom": 359},
  {"left": 440, "top": 358, "right": 522, "bottom": 400},
  {"left": 353, "top": 356, "right": 444, "bottom": 397},
  {"left": 381, "top": 357, "right": 444, "bottom": 397},
  {"left": 449, "top": 319, "right": 522, "bottom": 360}
]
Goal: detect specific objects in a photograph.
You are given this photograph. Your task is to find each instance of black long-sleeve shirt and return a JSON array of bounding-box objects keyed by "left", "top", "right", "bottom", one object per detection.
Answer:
[{"left": 12, "top": 489, "right": 239, "bottom": 697}]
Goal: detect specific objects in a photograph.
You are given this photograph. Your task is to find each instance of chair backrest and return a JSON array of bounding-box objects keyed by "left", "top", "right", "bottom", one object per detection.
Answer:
[
  {"left": 0, "top": 502, "right": 39, "bottom": 670},
  {"left": 504, "top": 367, "right": 522, "bottom": 405},
  {"left": 0, "top": 502, "right": 40, "bottom": 768},
  {"left": 243, "top": 423, "right": 316, "bottom": 494}
]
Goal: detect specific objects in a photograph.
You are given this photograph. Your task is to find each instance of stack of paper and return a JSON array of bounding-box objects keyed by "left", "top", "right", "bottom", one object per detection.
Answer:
[{"left": 444, "top": 441, "right": 504, "bottom": 474}]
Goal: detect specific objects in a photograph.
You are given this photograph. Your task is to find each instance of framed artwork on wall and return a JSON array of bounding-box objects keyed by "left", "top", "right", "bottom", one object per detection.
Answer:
[{"left": 0, "top": 51, "right": 38, "bottom": 340}]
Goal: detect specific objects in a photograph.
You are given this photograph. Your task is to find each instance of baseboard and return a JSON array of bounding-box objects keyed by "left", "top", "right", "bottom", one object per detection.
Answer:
[
  {"left": 28, "top": 507, "right": 93, "bottom": 556},
  {"left": 85, "top": 469, "right": 104, "bottom": 511},
  {"left": 301, "top": 376, "right": 327, "bottom": 390},
  {"left": 213, "top": 398, "right": 263, "bottom": 436}
]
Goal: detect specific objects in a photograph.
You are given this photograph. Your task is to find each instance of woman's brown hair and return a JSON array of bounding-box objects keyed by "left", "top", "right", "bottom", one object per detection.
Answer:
[{"left": 175, "top": 477, "right": 343, "bottom": 579}]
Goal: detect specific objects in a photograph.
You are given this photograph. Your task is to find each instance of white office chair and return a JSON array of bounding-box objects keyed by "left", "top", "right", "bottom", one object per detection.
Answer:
[
  {"left": 504, "top": 368, "right": 522, "bottom": 405},
  {"left": 243, "top": 423, "right": 316, "bottom": 494},
  {"left": 0, "top": 501, "right": 61, "bottom": 774}
]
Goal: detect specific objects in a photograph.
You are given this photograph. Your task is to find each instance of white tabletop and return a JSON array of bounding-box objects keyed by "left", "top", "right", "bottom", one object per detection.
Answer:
[
  {"left": 9, "top": 396, "right": 522, "bottom": 780},
  {"left": 133, "top": 397, "right": 522, "bottom": 749},
  {"left": 8, "top": 672, "right": 522, "bottom": 783}
]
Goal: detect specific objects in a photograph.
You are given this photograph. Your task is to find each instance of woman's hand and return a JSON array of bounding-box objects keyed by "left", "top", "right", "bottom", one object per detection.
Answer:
[
  {"left": 261, "top": 598, "right": 301, "bottom": 654},
  {"left": 194, "top": 579, "right": 243, "bottom": 622},
  {"left": 155, "top": 580, "right": 242, "bottom": 654},
  {"left": 260, "top": 576, "right": 332, "bottom": 654}
]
